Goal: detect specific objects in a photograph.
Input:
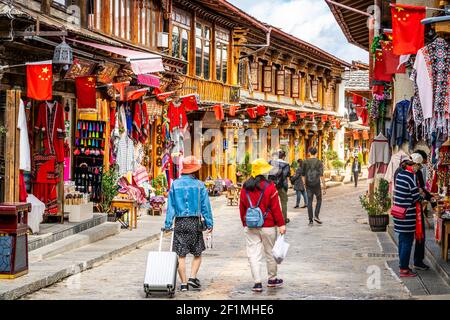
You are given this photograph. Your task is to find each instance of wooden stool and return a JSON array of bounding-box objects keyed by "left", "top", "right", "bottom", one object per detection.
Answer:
[
  {"left": 441, "top": 220, "right": 450, "bottom": 262},
  {"left": 110, "top": 198, "right": 138, "bottom": 230}
]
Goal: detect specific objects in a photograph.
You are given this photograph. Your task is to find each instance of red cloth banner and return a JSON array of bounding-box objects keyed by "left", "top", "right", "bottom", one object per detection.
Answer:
[
  {"left": 256, "top": 105, "right": 266, "bottom": 116},
  {"left": 228, "top": 105, "right": 239, "bottom": 116},
  {"left": 75, "top": 76, "right": 97, "bottom": 109},
  {"left": 213, "top": 104, "right": 224, "bottom": 121},
  {"left": 181, "top": 94, "right": 199, "bottom": 111},
  {"left": 287, "top": 111, "right": 297, "bottom": 122},
  {"left": 152, "top": 88, "right": 172, "bottom": 102},
  {"left": 27, "top": 61, "right": 52, "bottom": 101},
  {"left": 299, "top": 113, "right": 307, "bottom": 119},
  {"left": 391, "top": 4, "right": 426, "bottom": 55},
  {"left": 352, "top": 94, "right": 363, "bottom": 106},
  {"left": 247, "top": 107, "right": 257, "bottom": 119},
  {"left": 126, "top": 88, "right": 148, "bottom": 101},
  {"left": 321, "top": 115, "right": 328, "bottom": 122}
]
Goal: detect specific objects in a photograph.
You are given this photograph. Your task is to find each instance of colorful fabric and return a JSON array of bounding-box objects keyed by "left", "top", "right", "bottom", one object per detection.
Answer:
[
  {"left": 168, "top": 101, "right": 188, "bottom": 132},
  {"left": 18, "top": 99, "right": 31, "bottom": 171}
]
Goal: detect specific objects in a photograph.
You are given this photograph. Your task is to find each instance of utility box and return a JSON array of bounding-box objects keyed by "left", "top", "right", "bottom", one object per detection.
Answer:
[{"left": 0, "top": 202, "right": 31, "bottom": 279}]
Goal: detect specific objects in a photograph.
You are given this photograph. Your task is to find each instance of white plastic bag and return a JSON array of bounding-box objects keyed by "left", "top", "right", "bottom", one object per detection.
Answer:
[{"left": 272, "top": 235, "right": 290, "bottom": 264}]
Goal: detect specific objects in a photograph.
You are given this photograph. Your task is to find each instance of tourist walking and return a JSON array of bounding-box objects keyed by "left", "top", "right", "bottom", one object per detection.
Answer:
[
  {"left": 291, "top": 159, "right": 308, "bottom": 208},
  {"left": 351, "top": 155, "right": 362, "bottom": 187},
  {"left": 302, "top": 147, "right": 326, "bottom": 226},
  {"left": 239, "top": 158, "right": 286, "bottom": 293},
  {"left": 392, "top": 158, "right": 421, "bottom": 277},
  {"left": 164, "top": 156, "right": 214, "bottom": 292},
  {"left": 268, "top": 150, "right": 291, "bottom": 223}
]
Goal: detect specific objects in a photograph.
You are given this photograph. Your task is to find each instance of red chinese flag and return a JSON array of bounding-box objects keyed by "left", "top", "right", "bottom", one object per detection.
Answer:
[
  {"left": 247, "top": 107, "right": 257, "bottom": 119},
  {"left": 181, "top": 94, "right": 199, "bottom": 111},
  {"left": 352, "top": 94, "right": 363, "bottom": 106},
  {"left": 26, "top": 61, "right": 52, "bottom": 101},
  {"left": 213, "top": 104, "right": 224, "bottom": 121},
  {"left": 391, "top": 4, "right": 426, "bottom": 55},
  {"left": 256, "top": 105, "right": 266, "bottom": 116},
  {"left": 381, "top": 40, "right": 406, "bottom": 74},
  {"left": 75, "top": 76, "right": 97, "bottom": 109},
  {"left": 228, "top": 105, "right": 239, "bottom": 116},
  {"left": 373, "top": 50, "right": 392, "bottom": 82},
  {"left": 287, "top": 111, "right": 297, "bottom": 122}
]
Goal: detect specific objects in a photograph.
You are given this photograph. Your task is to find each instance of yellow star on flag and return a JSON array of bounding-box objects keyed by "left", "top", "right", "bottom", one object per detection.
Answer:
[
  {"left": 42, "top": 67, "right": 49, "bottom": 74},
  {"left": 395, "top": 6, "right": 405, "bottom": 12},
  {"left": 88, "top": 77, "right": 94, "bottom": 82}
]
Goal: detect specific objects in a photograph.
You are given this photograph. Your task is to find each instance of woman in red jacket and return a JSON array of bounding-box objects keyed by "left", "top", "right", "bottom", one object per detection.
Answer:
[{"left": 239, "top": 158, "right": 286, "bottom": 293}]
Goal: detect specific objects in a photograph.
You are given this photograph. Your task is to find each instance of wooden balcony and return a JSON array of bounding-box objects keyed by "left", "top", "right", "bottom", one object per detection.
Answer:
[{"left": 180, "top": 76, "right": 240, "bottom": 104}]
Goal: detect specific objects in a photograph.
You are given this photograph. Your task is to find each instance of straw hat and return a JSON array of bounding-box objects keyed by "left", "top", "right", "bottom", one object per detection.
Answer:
[
  {"left": 251, "top": 158, "right": 273, "bottom": 178},
  {"left": 181, "top": 156, "right": 202, "bottom": 174}
]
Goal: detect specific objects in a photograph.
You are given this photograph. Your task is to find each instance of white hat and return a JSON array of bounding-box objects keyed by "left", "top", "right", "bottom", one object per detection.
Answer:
[{"left": 411, "top": 153, "right": 424, "bottom": 164}]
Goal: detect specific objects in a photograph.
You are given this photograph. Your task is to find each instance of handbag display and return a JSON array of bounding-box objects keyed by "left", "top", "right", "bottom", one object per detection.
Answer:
[{"left": 390, "top": 205, "right": 407, "bottom": 219}]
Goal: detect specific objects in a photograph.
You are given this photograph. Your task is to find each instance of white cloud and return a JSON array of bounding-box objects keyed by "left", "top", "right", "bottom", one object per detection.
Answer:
[{"left": 228, "top": 0, "right": 369, "bottom": 64}]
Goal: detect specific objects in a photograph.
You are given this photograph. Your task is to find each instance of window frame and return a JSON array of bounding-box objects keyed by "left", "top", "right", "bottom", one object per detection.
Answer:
[
  {"left": 171, "top": 8, "right": 191, "bottom": 64},
  {"left": 215, "top": 27, "right": 230, "bottom": 84},
  {"left": 195, "top": 21, "right": 212, "bottom": 80}
]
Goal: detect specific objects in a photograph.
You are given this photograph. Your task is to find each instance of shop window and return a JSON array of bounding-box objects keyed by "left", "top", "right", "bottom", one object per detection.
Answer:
[
  {"left": 263, "top": 64, "right": 272, "bottom": 93},
  {"left": 311, "top": 79, "right": 318, "bottom": 102},
  {"left": 292, "top": 73, "right": 300, "bottom": 98},
  {"left": 238, "top": 59, "right": 248, "bottom": 88},
  {"left": 276, "top": 70, "right": 285, "bottom": 96},
  {"left": 215, "top": 28, "right": 230, "bottom": 83},
  {"left": 250, "top": 61, "right": 259, "bottom": 91},
  {"left": 285, "top": 69, "right": 292, "bottom": 97},
  {"left": 195, "top": 22, "right": 211, "bottom": 79}
]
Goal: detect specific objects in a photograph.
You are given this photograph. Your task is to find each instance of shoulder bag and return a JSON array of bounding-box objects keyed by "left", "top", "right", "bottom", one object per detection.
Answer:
[{"left": 197, "top": 186, "right": 208, "bottom": 232}]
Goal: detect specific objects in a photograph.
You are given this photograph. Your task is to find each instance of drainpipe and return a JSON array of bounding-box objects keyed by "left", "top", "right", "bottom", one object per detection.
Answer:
[{"left": 237, "top": 27, "right": 272, "bottom": 60}]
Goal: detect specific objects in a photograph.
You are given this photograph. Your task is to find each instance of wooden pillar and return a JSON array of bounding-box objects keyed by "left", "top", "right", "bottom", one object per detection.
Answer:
[
  {"left": 4, "top": 90, "right": 20, "bottom": 202},
  {"left": 41, "top": 0, "right": 52, "bottom": 15}
]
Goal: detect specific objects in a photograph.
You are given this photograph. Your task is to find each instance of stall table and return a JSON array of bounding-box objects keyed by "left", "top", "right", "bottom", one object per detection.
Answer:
[{"left": 110, "top": 198, "right": 138, "bottom": 230}]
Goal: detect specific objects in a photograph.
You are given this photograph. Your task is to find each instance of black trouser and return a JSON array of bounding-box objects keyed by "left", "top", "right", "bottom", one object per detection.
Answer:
[
  {"left": 354, "top": 172, "right": 359, "bottom": 187},
  {"left": 306, "top": 185, "right": 322, "bottom": 222},
  {"left": 414, "top": 211, "right": 426, "bottom": 266}
]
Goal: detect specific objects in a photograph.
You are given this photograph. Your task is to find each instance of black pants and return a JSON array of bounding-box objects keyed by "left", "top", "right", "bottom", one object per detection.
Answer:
[
  {"left": 354, "top": 172, "right": 359, "bottom": 187},
  {"left": 414, "top": 212, "right": 426, "bottom": 265},
  {"left": 306, "top": 185, "right": 322, "bottom": 222}
]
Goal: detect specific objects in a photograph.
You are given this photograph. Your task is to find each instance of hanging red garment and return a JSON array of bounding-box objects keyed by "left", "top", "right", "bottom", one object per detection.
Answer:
[
  {"left": 35, "top": 101, "right": 65, "bottom": 163},
  {"left": 321, "top": 115, "right": 328, "bottom": 122},
  {"left": 32, "top": 154, "right": 59, "bottom": 215},
  {"left": 112, "top": 81, "right": 130, "bottom": 101},
  {"left": 287, "top": 111, "right": 297, "bottom": 122},
  {"left": 213, "top": 105, "right": 224, "bottom": 121},
  {"left": 299, "top": 112, "right": 307, "bottom": 119},
  {"left": 19, "top": 171, "right": 28, "bottom": 202},
  {"left": 132, "top": 101, "right": 142, "bottom": 142},
  {"left": 110, "top": 105, "right": 116, "bottom": 129},
  {"left": 140, "top": 102, "right": 149, "bottom": 144},
  {"left": 372, "top": 85, "right": 384, "bottom": 95},
  {"left": 181, "top": 94, "right": 199, "bottom": 112},
  {"left": 256, "top": 105, "right": 266, "bottom": 116},
  {"left": 391, "top": 4, "right": 426, "bottom": 55},
  {"left": 373, "top": 49, "right": 392, "bottom": 82},
  {"left": 126, "top": 88, "right": 148, "bottom": 101},
  {"left": 405, "top": 166, "right": 424, "bottom": 241},
  {"left": 247, "top": 108, "right": 257, "bottom": 119},
  {"left": 168, "top": 101, "right": 188, "bottom": 132},
  {"left": 26, "top": 61, "right": 53, "bottom": 101},
  {"left": 352, "top": 94, "right": 363, "bottom": 106},
  {"left": 75, "top": 76, "right": 97, "bottom": 109},
  {"left": 381, "top": 40, "right": 406, "bottom": 74},
  {"left": 277, "top": 109, "right": 286, "bottom": 117}
]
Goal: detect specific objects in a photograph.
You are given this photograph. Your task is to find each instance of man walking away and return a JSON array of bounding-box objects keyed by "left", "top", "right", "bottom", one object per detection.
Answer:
[
  {"left": 291, "top": 159, "right": 308, "bottom": 209},
  {"left": 352, "top": 155, "right": 362, "bottom": 188},
  {"left": 302, "top": 147, "right": 326, "bottom": 226},
  {"left": 268, "top": 150, "right": 291, "bottom": 224}
]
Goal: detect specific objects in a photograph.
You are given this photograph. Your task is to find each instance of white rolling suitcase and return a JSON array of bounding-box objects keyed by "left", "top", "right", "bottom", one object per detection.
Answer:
[{"left": 144, "top": 229, "right": 178, "bottom": 298}]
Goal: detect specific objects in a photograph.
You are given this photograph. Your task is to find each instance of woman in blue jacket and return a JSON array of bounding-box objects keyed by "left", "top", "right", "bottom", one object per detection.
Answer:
[{"left": 164, "top": 156, "right": 213, "bottom": 292}]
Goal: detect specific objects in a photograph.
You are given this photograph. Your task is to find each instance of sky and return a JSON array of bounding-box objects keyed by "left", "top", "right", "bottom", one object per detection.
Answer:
[{"left": 228, "top": 0, "right": 369, "bottom": 64}]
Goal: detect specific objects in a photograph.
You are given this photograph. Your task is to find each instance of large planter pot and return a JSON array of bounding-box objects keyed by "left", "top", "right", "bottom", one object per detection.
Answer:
[
  {"left": 331, "top": 175, "right": 345, "bottom": 182},
  {"left": 368, "top": 214, "right": 389, "bottom": 232}
]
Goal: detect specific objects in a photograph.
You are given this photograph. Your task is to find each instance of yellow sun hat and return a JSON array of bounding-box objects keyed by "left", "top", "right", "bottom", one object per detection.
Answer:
[{"left": 251, "top": 158, "right": 273, "bottom": 178}]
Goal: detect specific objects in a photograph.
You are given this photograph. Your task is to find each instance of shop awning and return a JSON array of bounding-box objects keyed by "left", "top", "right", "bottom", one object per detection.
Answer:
[{"left": 68, "top": 39, "right": 164, "bottom": 75}]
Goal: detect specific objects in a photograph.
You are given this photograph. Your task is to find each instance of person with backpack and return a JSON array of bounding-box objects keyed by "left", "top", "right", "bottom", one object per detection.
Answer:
[
  {"left": 239, "top": 158, "right": 286, "bottom": 293},
  {"left": 164, "top": 156, "right": 213, "bottom": 292},
  {"left": 268, "top": 150, "right": 291, "bottom": 223},
  {"left": 291, "top": 159, "right": 308, "bottom": 209},
  {"left": 302, "top": 147, "right": 326, "bottom": 226}
]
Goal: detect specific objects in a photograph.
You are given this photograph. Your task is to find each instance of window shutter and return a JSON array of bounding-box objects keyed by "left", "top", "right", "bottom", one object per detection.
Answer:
[
  {"left": 263, "top": 66, "right": 272, "bottom": 93},
  {"left": 250, "top": 62, "right": 259, "bottom": 90},
  {"left": 292, "top": 74, "right": 300, "bottom": 98},
  {"left": 276, "top": 70, "right": 285, "bottom": 95}
]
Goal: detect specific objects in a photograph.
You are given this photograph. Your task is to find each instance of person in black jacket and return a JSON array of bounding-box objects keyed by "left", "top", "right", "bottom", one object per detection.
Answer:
[
  {"left": 268, "top": 150, "right": 291, "bottom": 224},
  {"left": 351, "top": 155, "right": 362, "bottom": 187},
  {"left": 291, "top": 159, "right": 308, "bottom": 209}
]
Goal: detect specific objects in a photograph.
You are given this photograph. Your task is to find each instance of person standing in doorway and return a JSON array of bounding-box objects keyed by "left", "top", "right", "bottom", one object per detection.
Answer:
[
  {"left": 164, "top": 156, "right": 214, "bottom": 292},
  {"left": 351, "top": 155, "right": 362, "bottom": 187},
  {"left": 240, "top": 158, "right": 286, "bottom": 292},
  {"left": 291, "top": 159, "right": 308, "bottom": 209},
  {"left": 302, "top": 147, "right": 326, "bottom": 226},
  {"left": 268, "top": 150, "right": 291, "bottom": 223}
]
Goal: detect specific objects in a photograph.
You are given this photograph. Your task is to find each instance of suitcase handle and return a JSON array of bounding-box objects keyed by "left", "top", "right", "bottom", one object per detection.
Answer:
[{"left": 159, "top": 227, "right": 175, "bottom": 252}]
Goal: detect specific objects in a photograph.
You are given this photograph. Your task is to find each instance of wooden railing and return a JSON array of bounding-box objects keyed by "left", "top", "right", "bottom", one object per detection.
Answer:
[{"left": 181, "top": 76, "right": 240, "bottom": 104}]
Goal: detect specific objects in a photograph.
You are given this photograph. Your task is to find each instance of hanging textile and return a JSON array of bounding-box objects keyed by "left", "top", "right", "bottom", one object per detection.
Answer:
[
  {"left": 168, "top": 101, "right": 188, "bottom": 132},
  {"left": 32, "top": 154, "right": 59, "bottom": 215},
  {"left": 213, "top": 105, "right": 225, "bottom": 121},
  {"left": 256, "top": 105, "right": 266, "bottom": 116},
  {"left": 287, "top": 111, "right": 297, "bottom": 122},
  {"left": 391, "top": 4, "right": 426, "bottom": 55},
  {"left": 181, "top": 94, "right": 199, "bottom": 112},
  {"left": 247, "top": 107, "right": 257, "bottom": 119},
  {"left": 368, "top": 133, "right": 390, "bottom": 183},
  {"left": 75, "top": 76, "right": 97, "bottom": 109},
  {"left": 116, "top": 105, "right": 135, "bottom": 175},
  {"left": 18, "top": 99, "right": 31, "bottom": 171},
  {"left": 228, "top": 105, "right": 239, "bottom": 116},
  {"left": 389, "top": 100, "right": 411, "bottom": 147}
]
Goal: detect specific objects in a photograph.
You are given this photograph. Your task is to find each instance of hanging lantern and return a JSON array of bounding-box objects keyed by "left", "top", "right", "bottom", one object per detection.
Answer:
[{"left": 53, "top": 39, "right": 73, "bottom": 65}]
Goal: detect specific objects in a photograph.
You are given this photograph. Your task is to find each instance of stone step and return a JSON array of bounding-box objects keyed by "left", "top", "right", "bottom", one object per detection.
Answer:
[
  {"left": 29, "top": 222, "right": 121, "bottom": 263},
  {"left": 28, "top": 213, "right": 107, "bottom": 252}
]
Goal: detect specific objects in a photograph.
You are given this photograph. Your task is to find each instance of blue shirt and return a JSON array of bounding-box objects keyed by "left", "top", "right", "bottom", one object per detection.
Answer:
[{"left": 164, "top": 175, "right": 213, "bottom": 229}]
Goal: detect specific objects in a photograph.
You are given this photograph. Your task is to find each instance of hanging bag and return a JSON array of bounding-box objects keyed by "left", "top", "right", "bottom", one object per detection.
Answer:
[
  {"left": 245, "top": 182, "right": 270, "bottom": 228},
  {"left": 197, "top": 186, "right": 207, "bottom": 232},
  {"left": 272, "top": 235, "right": 290, "bottom": 264},
  {"left": 390, "top": 205, "right": 407, "bottom": 219}
]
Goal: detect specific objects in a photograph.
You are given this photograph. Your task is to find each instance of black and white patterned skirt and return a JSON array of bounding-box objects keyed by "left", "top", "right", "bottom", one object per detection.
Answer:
[{"left": 173, "top": 217, "right": 206, "bottom": 257}]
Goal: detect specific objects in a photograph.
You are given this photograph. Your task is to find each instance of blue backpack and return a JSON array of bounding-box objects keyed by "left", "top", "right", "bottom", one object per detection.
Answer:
[{"left": 245, "top": 182, "right": 270, "bottom": 228}]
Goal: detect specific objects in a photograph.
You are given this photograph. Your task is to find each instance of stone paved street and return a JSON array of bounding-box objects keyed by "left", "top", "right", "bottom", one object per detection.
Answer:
[{"left": 22, "top": 182, "right": 412, "bottom": 300}]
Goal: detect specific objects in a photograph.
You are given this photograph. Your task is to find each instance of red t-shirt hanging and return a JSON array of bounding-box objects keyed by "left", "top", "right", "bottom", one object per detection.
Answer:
[
  {"left": 168, "top": 101, "right": 188, "bottom": 132},
  {"left": 35, "top": 101, "right": 65, "bottom": 163}
]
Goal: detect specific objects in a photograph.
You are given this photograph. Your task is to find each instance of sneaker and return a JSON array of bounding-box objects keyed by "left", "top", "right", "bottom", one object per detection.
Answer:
[
  {"left": 399, "top": 268, "right": 417, "bottom": 277},
  {"left": 314, "top": 217, "right": 323, "bottom": 224},
  {"left": 294, "top": 206, "right": 299, "bottom": 209},
  {"left": 180, "top": 284, "right": 189, "bottom": 292},
  {"left": 267, "top": 278, "right": 284, "bottom": 288},
  {"left": 308, "top": 221, "right": 313, "bottom": 226},
  {"left": 301, "top": 205, "right": 307, "bottom": 208},
  {"left": 252, "top": 283, "right": 263, "bottom": 292},
  {"left": 188, "top": 278, "right": 201, "bottom": 289},
  {"left": 413, "top": 263, "right": 430, "bottom": 271}
]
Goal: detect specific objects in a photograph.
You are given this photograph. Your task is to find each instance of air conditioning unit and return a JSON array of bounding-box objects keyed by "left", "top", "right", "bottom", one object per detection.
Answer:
[{"left": 157, "top": 32, "right": 169, "bottom": 48}]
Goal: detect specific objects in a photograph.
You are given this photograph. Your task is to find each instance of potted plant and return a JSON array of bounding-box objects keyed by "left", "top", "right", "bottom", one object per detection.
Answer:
[
  {"left": 99, "top": 166, "right": 119, "bottom": 213},
  {"left": 236, "top": 152, "right": 252, "bottom": 183},
  {"left": 360, "top": 179, "right": 391, "bottom": 232},
  {"left": 330, "top": 159, "right": 345, "bottom": 182},
  {"left": 152, "top": 174, "right": 168, "bottom": 196}
]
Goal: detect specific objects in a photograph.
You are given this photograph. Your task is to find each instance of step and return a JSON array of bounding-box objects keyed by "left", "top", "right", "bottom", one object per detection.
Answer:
[
  {"left": 28, "top": 213, "right": 107, "bottom": 252},
  {"left": 29, "top": 222, "right": 121, "bottom": 263}
]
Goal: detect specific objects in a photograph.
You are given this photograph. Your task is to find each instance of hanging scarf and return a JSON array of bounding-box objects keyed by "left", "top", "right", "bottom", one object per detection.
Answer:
[{"left": 405, "top": 166, "right": 424, "bottom": 242}]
